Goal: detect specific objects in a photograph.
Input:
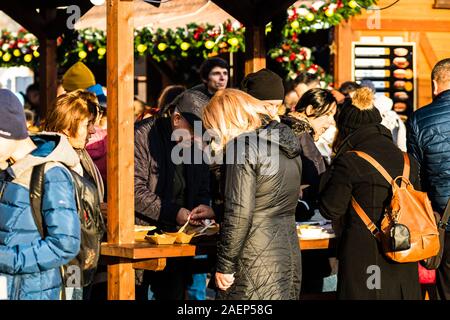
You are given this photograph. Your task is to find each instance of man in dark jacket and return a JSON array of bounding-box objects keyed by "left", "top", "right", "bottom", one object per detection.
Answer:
[
  {"left": 407, "top": 58, "right": 450, "bottom": 300},
  {"left": 189, "top": 58, "right": 229, "bottom": 299},
  {"left": 191, "top": 57, "right": 229, "bottom": 99},
  {"left": 134, "top": 89, "right": 214, "bottom": 299}
]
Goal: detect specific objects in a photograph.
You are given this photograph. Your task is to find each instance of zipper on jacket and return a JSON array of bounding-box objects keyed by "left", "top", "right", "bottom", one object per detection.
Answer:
[{"left": 0, "top": 181, "right": 6, "bottom": 201}]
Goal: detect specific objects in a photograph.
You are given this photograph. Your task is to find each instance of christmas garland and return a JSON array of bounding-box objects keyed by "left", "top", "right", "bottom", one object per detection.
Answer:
[
  {"left": 0, "top": 29, "right": 40, "bottom": 69},
  {"left": 135, "top": 21, "right": 245, "bottom": 62},
  {"left": 0, "top": 1, "right": 376, "bottom": 86},
  {"left": 0, "top": 21, "right": 245, "bottom": 69},
  {"left": 286, "top": 0, "right": 378, "bottom": 33},
  {"left": 269, "top": 0, "right": 377, "bottom": 83}
]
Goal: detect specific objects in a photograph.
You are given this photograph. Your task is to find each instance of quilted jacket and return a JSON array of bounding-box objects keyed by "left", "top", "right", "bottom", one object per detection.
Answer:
[
  {"left": 407, "top": 89, "right": 450, "bottom": 230},
  {"left": 216, "top": 121, "right": 302, "bottom": 300},
  {"left": 0, "top": 133, "right": 81, "bottom": 300}
]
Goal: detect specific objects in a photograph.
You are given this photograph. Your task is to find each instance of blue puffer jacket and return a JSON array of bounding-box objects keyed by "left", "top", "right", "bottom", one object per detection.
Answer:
[
  {"left": 407, "top": 89, "right": 450, "bottom": 230},
  {"left": 0, "top": 133, "right": 81, "bottom": 300}
]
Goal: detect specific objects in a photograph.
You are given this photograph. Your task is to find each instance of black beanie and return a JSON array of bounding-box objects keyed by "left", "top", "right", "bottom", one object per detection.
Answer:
[
  {"left": 337, "top": 87, "right": 382, "bottom": 131},
  {"left": 240, "top": 68, "right": 284, "bottom": 101}
]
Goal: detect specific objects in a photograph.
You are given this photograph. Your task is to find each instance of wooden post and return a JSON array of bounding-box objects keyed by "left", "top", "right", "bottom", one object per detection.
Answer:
[
  {"left": 334, "top": 21, "right": 353, "bottom": 88},
  {"left": 106, "top": 0, "right": 135, "bottom": 300},
  {"left": 38, "top": 7, "right": 57, "bottom": 120},
  {"left": 38, "top": 37, "right": 57, "bottom": 120},
  {"left": 244, "top": 24, "right": 266, "bottom": 75}
]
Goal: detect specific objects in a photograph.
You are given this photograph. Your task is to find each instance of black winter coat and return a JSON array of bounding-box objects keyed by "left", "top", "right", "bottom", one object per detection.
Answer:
[
  {"left": 216, "top": 121, "right": 302, "bottom": 300},
  {"left": 319, "top": 124, "right": 421, "bottom": 300},
  {"left": 134, "top": 117, "right": 211, "bottom": 231}
]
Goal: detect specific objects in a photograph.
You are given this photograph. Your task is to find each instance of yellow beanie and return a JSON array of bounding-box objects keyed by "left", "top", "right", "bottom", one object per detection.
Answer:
[{"left": 62, "top": 62, "right": 96, "bottom": 92}]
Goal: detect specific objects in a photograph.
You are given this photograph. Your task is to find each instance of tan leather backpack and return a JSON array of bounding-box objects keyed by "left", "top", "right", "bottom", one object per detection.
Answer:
[{"left": 350, "top": 151, "right": 440, "bottom": 263}]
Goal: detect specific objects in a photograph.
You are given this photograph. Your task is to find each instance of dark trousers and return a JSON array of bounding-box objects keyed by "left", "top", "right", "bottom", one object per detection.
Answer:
[
  {"left": 437, "top": 231, "right": 450, "bottom": 300},
  {"left": 136, "top": 258, "right": 190, "bottom": 300}
]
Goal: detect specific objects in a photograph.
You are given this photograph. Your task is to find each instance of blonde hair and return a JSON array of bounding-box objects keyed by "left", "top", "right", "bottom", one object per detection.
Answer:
[
  {"left": 202, "top": 88, "right": 276, "bottom": 148},
  {"left": 45, "top": 89, "right": 98, "bottom": 137}
]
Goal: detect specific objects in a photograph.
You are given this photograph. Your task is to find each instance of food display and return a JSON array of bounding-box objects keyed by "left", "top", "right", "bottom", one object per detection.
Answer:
[
  {"left": 394, "top": 48, "right": 408, "bottom": 57},
  {"left": 145, "top": 233, "right": 177, "bottom": 245},
  {"left": 353, "top": 43, "right": 417, "bottom": 118},
  {"left": 393, "top": 69, "right": 406, "bottom": 79},
  {"left": 297, "top": 225, "right": 324, "bottom": 238},
  {"left": 394, "top": 80, "right": 405, "bottom": 90},
  {"left": 394, "top": 102, "right": 408, "bottom": 112},
  {"left": 393, "top": 57, "right": 409, "bottom": 68},
  {"left": 134, "top": 225, "right": 157, "bottom": 241},
  {"left": 141, "top": 222, "right": 220, "bottom": 245},
  {"left": 165, "top": 231, "right": 196, "bottom": 244}
]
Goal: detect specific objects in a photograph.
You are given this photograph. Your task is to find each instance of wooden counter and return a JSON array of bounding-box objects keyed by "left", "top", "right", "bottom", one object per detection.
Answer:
[{"left": 101, "top": 235, "right": 336, "bottom": 299}]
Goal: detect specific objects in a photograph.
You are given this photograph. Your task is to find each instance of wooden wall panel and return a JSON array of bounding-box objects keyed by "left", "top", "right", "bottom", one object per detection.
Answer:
[
  {"left": 335, "top": 0, "right": 450, "bottom": 109},
  {"left": 358, "top": 0, "right": 450, "bottom": 20}
]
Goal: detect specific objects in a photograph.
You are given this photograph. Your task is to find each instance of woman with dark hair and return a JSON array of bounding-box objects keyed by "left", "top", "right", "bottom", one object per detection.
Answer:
[
  {"left": 280, "top": 88, "right": 337, "bottom": 293},
  {"left": 281, "top": 88, "right": 336, "bottom": 219},
  {"left": 319, "top": 87, "right": 421, "bottom": 299}
]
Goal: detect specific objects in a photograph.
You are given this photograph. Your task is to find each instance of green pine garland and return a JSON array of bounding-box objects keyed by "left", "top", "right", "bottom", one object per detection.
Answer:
[{"left": 0, "top": 1, "right": 376, "bottom": 87}]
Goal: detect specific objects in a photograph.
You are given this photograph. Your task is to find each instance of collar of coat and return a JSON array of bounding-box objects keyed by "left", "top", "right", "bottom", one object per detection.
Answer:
[
  {"left": 434, "top": 89, "right": 450, "bottom": 104},
  {"left": 334, "top": 123, "right": 393, "bottom": 159}
]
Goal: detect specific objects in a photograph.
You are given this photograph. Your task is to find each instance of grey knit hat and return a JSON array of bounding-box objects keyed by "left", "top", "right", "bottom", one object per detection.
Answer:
[
  {"left": 0, "top": 89, "right": 28, "bottom": 140},
  {"left": 170, "top": 89, "right": 210, "bottom": 127}
]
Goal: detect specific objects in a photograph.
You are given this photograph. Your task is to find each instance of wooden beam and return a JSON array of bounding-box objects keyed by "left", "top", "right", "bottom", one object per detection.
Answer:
[
  {"left": 106, "top": 0, "right": 135, "bottom": 245},
  {"left": 334, "top": 22, "right": 353, "bottom": 88},
  {"left": 106, "top": 0, "right": 135, "bottom": 300},
  {"left": 37, "top": 8, "right": 58, "bottom": 121},
  {"left": 244, "top": 24, "right": 266, "bottom": 75},
  {"left": 133, "top": 258, "right": 167, "bottom": 271},
  {"left": 419, "top": 32, "right": 439, "bottom": 69},
  {"left": 351, "top": 18, "right": 450, "bottom": 32},
  {"left": 38, "top": 37, "right": 57, "bottom": 120},
  {"left": 107, "top": 261, "right": 135, "bottom": 300}
]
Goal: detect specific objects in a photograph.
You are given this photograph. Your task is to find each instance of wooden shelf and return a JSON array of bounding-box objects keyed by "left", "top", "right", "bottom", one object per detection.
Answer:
[
  {"left": 101, "top": 242, "right": 196, "bottom": 259},
  {"left": 299, "top": 237, "right": 336, "bottom": 250},
  {"left": 101, "top": 236, "right": 336, "bottom": 261}
]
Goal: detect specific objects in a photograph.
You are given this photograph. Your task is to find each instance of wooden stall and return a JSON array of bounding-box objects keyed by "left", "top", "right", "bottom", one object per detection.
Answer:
[
  {"left": 102, "top": 0, "right": 309, "bottom": 300},
  {"left": 334, "top": 0, "right": 450, "bottom": 108}
]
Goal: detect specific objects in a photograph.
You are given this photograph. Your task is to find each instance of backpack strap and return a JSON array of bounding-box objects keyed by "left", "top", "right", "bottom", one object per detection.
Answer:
[
  {"left": 350, "top": 151, "right": 394, "bottom": 184},
  {"left": 29, "top": 163, "right": 47, "bottom": 239},
  {"left": 439, "top": 198, "right": 450, "bottom": 229},
  {"left": 30, "top": 162, "right": 76, "bottom": 300},
  {"left": 351, "top": 197, "right": 382, "bottom": 241},
  {"left": 401, "top": 153, "right": 410, "bottom": 188}
]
